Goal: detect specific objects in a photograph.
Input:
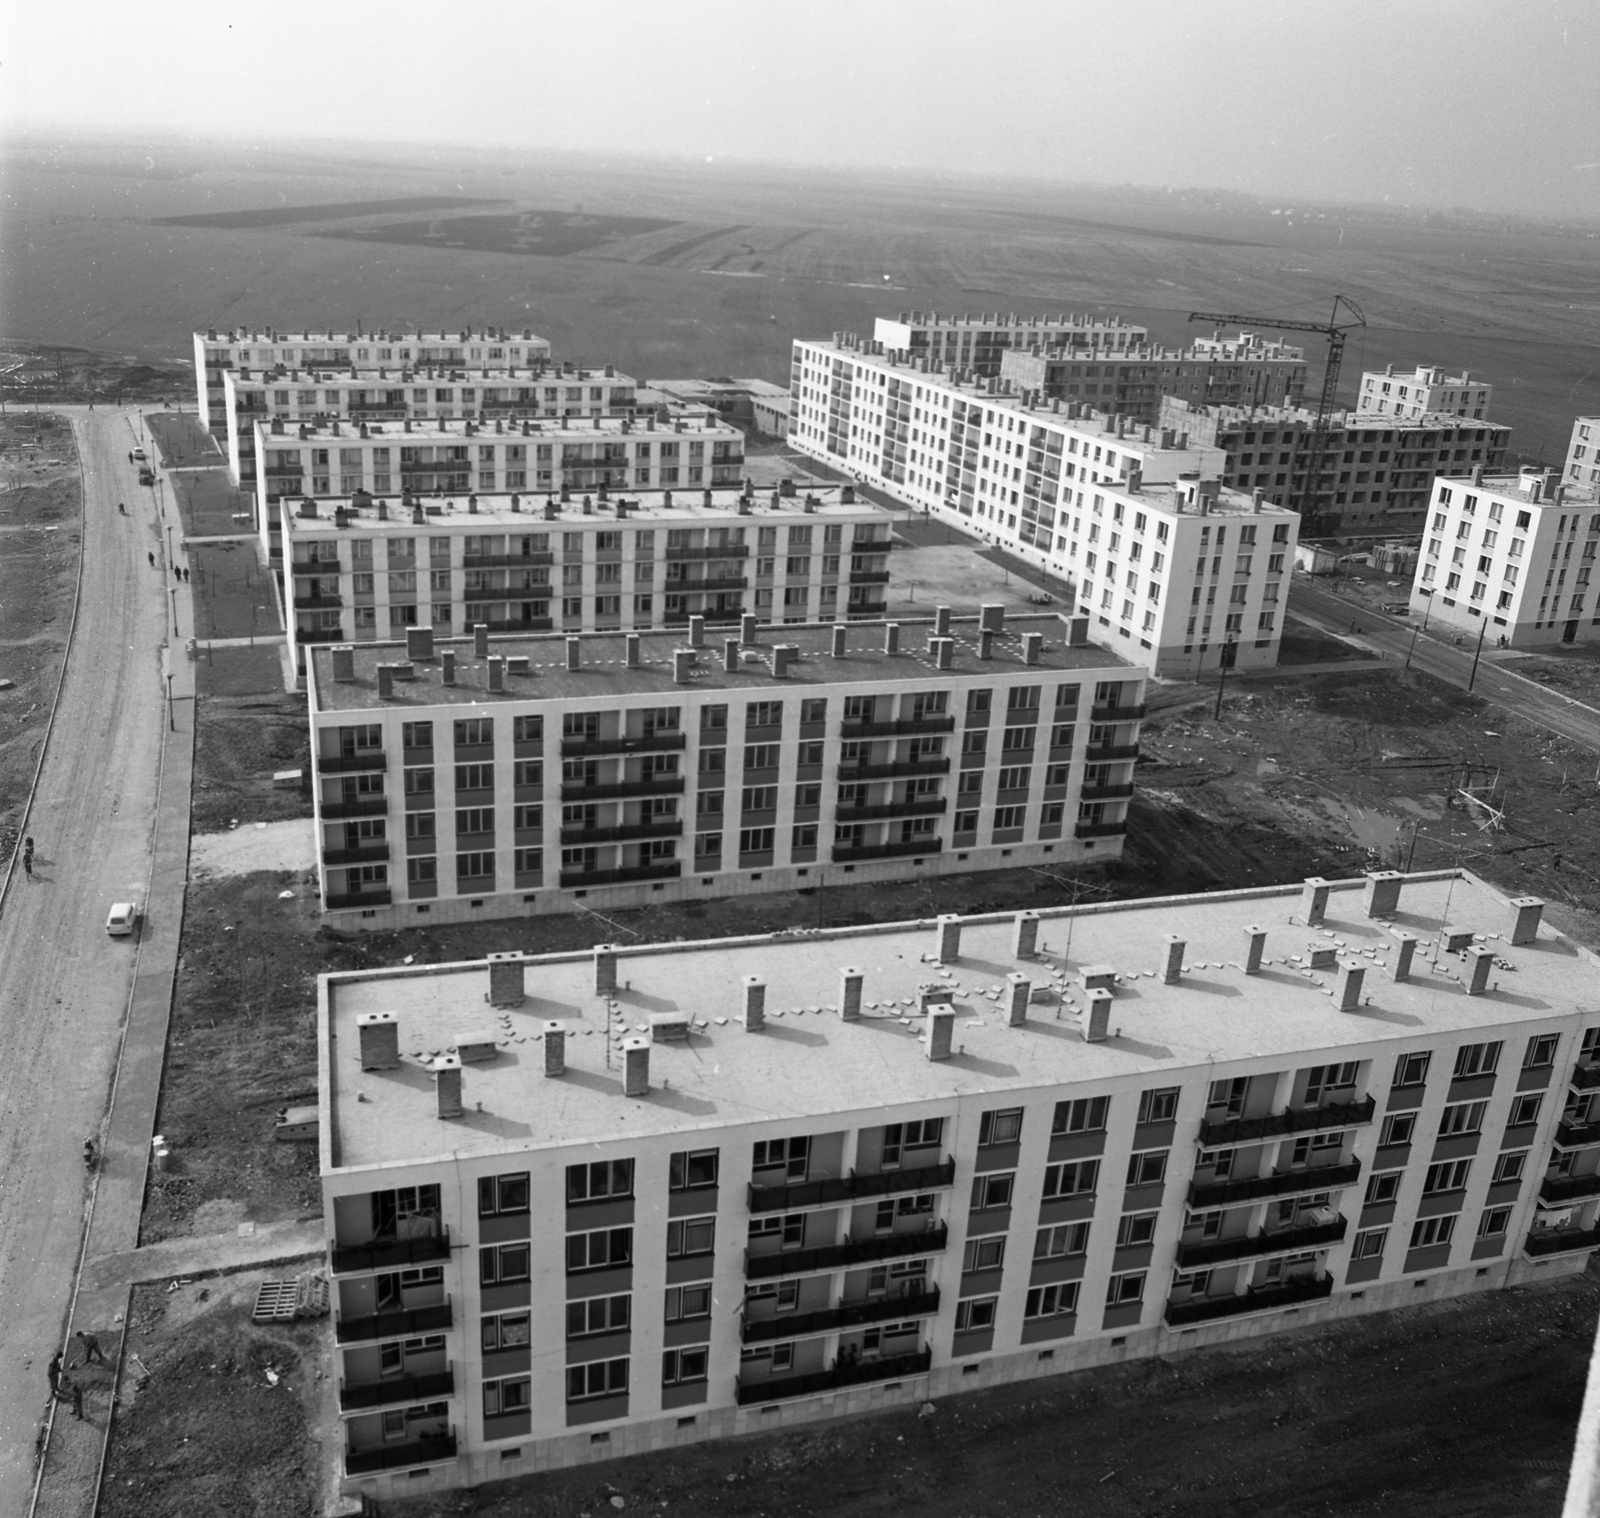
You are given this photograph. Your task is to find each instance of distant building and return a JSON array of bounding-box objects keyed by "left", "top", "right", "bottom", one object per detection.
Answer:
[
  {"left": 644, "top": 378, "right": 790, "bottom": 426},
  {"left": 191, "top": 327, "right": 552, "bottom": 438},
  {"left": 1563, "top": 418, "right": 1600, "bottom": 491},
  {"left": 305, "top": 612, "right": 1144, "bottom": 927},
  {"left": 789, "top": 334, "right": 1299, "bottom": 678},
  {"left": 1358, "top": 364, "right": 1491, "bottom": 422},
  {"left": 749, "top": 392, "right": 790, "bottom": 440},
  {"left": 316, "top": 869, "right": 1593, "bottom": 1500},
  {"left": 1161, "top": 398, "right": 1510, "bottom": 537},
  {"left": 1410, "top": 469, "right": 1600, "bottom": 647},
  {"left": 874, "top": 312, "right": 1149, "bottom": 377},
  {"left": 281, "top": 484, "right": 894, "bottom": 675},
  {"left": 1000, "top": 331, "right": 1308, "bottom": 425}
]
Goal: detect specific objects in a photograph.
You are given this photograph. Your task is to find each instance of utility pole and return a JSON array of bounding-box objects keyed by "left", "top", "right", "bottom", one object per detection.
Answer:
[
  {"left": 1467, "top": 617, "right": 1489, "bottom": 692},
  {"left": 1405, "top": 625, "right": 1421, "bottom": 669},
  {"left": 1213, "top": 637, "right": 1237, "bottom": 720}
]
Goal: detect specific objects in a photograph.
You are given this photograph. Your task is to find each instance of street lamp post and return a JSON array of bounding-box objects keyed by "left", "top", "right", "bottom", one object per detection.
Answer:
[
  {"left": 1467, "top": 616, "right": 1489, "bottom": 693},
  {"left": 166, "top": 671, "right": 175, "bottom": 732},
  {"left": 170, "top": 587, "right": 178, "bottom": 638},
  {"left": 1405, "top": 625, "right": 1421, "bottom": 670}
]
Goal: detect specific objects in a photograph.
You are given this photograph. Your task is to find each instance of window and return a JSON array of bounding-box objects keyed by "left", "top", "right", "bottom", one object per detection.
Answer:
[
  {"left": 954, "top": 1297, "right": 997, "bottom": 1333},
  {"left": 1477, "top": 1207, "right": 1512, "bottom": 1239},
  {"left": 1423, "top": 1158, "right": 1472, "bottom": 1195},
  {"left": 966, "top": 688, "right": 992, "bottom": 718},
  {"left": 664, "top": 1284, "right": 712, "bottom": 1322},
  {"left": 1393, "top": 1051, "right": 1431, "bottom": 1088},
  {"left": 882, "top": 1118, "right": 943, "bottom": 1162},
  {"left": 455, "top": 717, "right": 493, "bottom": 747},
  {"left": 970, "top": 1172, "right": 1014, "bottom": 1210},
  {"left": 752, "top": 1136, "right": 810, "bottom": 1175},
  {"left": 567, "top": 1227, "right": 633, "bottom": 1273},
  {"left": 481, "top": 1311, "right": 531, "bottom": 1352},
  {"left": 480, "top": 1243, "right": 531, "bottom": 1285},
  {"left": 1126, "top": 1150, "right": 1168, "bottom": 1187},
  {"left": 1379, "top": 1111, "right": 1417, "bottom": 1147},
  {"left": 455, "top": 763, "right": 493, "bottom": 792},
  {"left": 1024, "top": 1282, "right": 1079, "bottom": 1319},
  {"left": 666, "top": 1217, "right": 716, "bottom": 1258},
  {"left": 978, "top": 1108, "right": 1023, "bottom": 1146},
  {"left": 1351, "top": 1227, "right": 1387, "bottom": 1260},
  {"left": 1438, "top": 1101, "right": 1487, "bottom": 1138},
  {"left": 661, "top": 1347, "right": 709, "bottom": 1387},
  {"left": 478, "top": 1172, "right": 530, "bottom": 1216},
  {"left": 1409, "top": 1215, "right": 1456, "bottom": 1250},
  {"left": 1508, "top": 1093, "right": 1543, "bottom": 1128},
  {"left": 567, "top": 1159, "right": 634, "bottom": 1204},
  {"left": 961, "top": 1235, "right": 1006, "bottom": 1273},
  {"left": 1524, "top": 1033, "right": 1560, "bottom": 1070},
  {"left": 1052, "top": 1095, "right": 1109, "bottom": 1134},
  {"left": 746, "top": 701, "right": 783, "bottom": 729},
  {"left": 1137, "top": 1087, "right": 1180, "bottom": 1124},
  {"left": 483, "top": 1376, "right": 531, "bottom": 1418},
  {"left": 1303, "top": 1062, "right": 1358, "bottom": 1100},
  {"left": 1492, "top": 1151, "right": 1526, "bottom": 1184},
  {"left": 1034, "top": 1221, "right": 1089, "bottom": 1259},
  {"left": 512, "top": 714, "right": 543, "bottom": 744},
  {"left": 1105, "top": 1271, "right": 1145, "bottom": 1306},
  {"left": 1041, "top": 1158, "right": 1099, "bottom": 1199},
  {"left": 566, "top": 1359, "right": 629, "bottom": 1403},
  {"left": 401, "top": 721, "right": 434, "bottom": 749},
  {"left": 1452, "top": 1041, "right": 1502, "bottom": 1079},
  {"left": 566, "top": 1294, "right": 630, "bottom": 1339},
  {"left": 669, "top": 1149, "right": 719, "bottom": 1190},
  {"left": 1364, "top": 1170, "right": 1403, "bottom": 1206}
]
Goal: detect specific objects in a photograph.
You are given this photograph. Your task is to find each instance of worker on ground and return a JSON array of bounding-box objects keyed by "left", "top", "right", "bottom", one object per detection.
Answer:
[
  {"left": 74, "top": 1331, "right": 104, "bottom": 1366},
  {"left": 46, "top": 1352, "right": 61, "bottom": 1397}
]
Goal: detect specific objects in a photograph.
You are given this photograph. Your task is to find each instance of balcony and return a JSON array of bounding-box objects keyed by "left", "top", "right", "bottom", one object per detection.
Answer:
[
  {"left": 345, "top": 1432, "right": 457, "bottom": 1477},
  {"left": 294, "top": 593, "right": 343, "bottom": 610},
  {"left": 1198, "top": 1096, "right": 1376, "bottom": 1147},
  {"left": 831, "top": 837, "right": 943, "bottom": 864},
  {"left": 1090, "top": 703, "right": 1147, "bottom": 723},
  {"left": 335, "top": 1300, "right": 454, "bottom": 1345},
  {"left": 325, "top": 890, "right": 393, "bottom": 910},
  {"left": 1164, "top": 1275, "right": 1333, "bottom": 1328},
  {"left": 1175, "top": 1216, "right": 1347, "bottom": 1270},
  {"left": 463, "top": 552, "right": 554, "bottom": 569},
  {"left": 847, "top": 602, "right": 889, "bottom": 618},
  {"left": 1524, "top": 1225, "right": 1600, "bottom": 1258},
  {"left": 323, "top": 844, "right": 391, "bottom": 867},
  {"left": 852, "top": 536, "right": 899, "bottom": 552},
  {"left": 340, "top": 1368, "right": 455, "bottom": 1413},
  {"left": 745, "top": 1223, "right": 949, "bottom": 1281},
  {"left": 1079, "top": 782, "right": 1135, "bottom": 802},
  {"left": 558, "top": 860, "right": 682, "bottom": 889},
  {"left": 840, "top": 758, "right": 951, "bottom": 782},
  {"left": 743, "top": 1288, "right": 941, "bottom": 1345},
  {"left": 559, "top": 776, "right": 685, "bottom": 802},
  {"left": 298, "top": 628, "right": 346, "bottom": 646},
  {"left": 1572, "top": 1064, "right": 1600, "bottom": 1091},
  {"left": 320, "top": 798, "right": 388, "bottom": 821},
  {"left": 331, "top": 1229, "right": 451, "bottom": 1275},
  {"left": 1555, "top": 1118, "right": 1600, "bottom": 1149},
  {"left": 848, "top": 570, "right": 891, "bottom": 585},
  {"left": 664, "top": 544, "right": 752, "bottom": 561},
  {"left": 674, "top": 575, "right": 749, "bottom": 593},
  {"left": 663, "top": 607, "right": 744, "bottom": 626},
  {"left": 749, "top": 1159, "right": 955, "bottom": 1214},
  {"left": 841, "top": 715, "right": 956, "bottom": 740},
  {"left": 559, "top": 732, "right": 687, "bottom": 759},
  {"left": 735, "top": 1346, "right": 930, "bottom": 1406},
  {"left": 1188, "top": 1159, "right": 1361, "bottom": 1210},
  {"left": 1075, "top": 821, "right": 1128, "bottom": 840},
  {"left": 318, "top": 751, "right": 389, "bottom": 775},
  {"left": 1084, "top": 744, "right": 1141, "bottom": 762},
  {"left": 1540, "top": 1173, "right": 1600, "bottom": 1205},
  {"left": 559, "top": 820, "right": 682, "bottom": 847},
  {"left": 834, "top": 798, "right": 947, "bottom": 825}
]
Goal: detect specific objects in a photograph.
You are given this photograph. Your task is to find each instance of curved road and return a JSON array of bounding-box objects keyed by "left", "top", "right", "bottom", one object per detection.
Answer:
[{"left": 0, "top": 409, "right": 168, "bottom": 1509}]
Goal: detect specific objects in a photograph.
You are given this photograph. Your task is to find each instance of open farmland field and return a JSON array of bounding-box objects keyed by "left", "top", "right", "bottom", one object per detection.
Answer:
[{"left": 4, "top": 134, "right": 1600, "bottom": 457}]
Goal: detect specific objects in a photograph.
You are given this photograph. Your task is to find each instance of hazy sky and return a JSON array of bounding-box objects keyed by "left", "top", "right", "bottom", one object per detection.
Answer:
[{"left": 7, "top": 0, "right": 1600, "bottom": 219}]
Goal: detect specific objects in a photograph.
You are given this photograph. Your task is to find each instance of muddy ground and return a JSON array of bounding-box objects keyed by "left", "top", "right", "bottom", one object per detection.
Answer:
[{"left": 0, "top": 412, "right": 80, "bottom": 857}]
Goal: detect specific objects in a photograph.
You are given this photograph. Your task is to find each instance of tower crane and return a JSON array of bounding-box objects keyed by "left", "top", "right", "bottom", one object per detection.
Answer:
[{"left": 1186, "top": 296, "right": 1366, "bottom": 532}]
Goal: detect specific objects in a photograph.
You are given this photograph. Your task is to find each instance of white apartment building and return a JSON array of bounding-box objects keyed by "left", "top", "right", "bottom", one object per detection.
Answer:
[
  {"left": 1564, "top": 418, "right": 1600, "bottom": 491},
  {"left": 1410, "top": 469, "right": 1600, "bottom": 647},
  {"left": 254, "top": 414, "right": 746, "bottom": 563},
  {"left": 789, "top": 335, "right": 1298, "bottom": 678},
  {"left": 316, "top": 870, "right": 1597, "bottom": 1501},
  {"left": 192, "top": 326, "right": 552, "bottom": 437},
  {"left": 1359, "top": 364, "right": 1491, "bottom": 422},
  {"left": 304, "top": 612, "right": 1144, "bottom": 928},
  {"left": 1162, "top": 399, "right": 1511, "bottom": 537},
  {"left": 223, "top": 362, "right": 635, "bottom": 491},
  {"left": 874, "top": 312, "right": 1148, "bottom": 377},
  {"left": 281, "top": 485, "right": 895, "bottom": 673}
]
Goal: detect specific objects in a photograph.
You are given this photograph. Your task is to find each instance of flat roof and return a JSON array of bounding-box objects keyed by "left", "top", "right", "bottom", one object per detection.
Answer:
[
  {"left": 309, "top": 615, "right": 1135, "bottom": 713},
  {"left": 1164, "top": 402, "right": 1509, "bottom": 435},
  {"left": 323, "top": 871, "right": 1580, "bottom": 1172},
  {"left": 199, "top": 330, "right": 547, "bottom": 347},
  {"left": 228, "top": 365, "right": 633, "bottom": 388},
  {"left": 255, "top": 414, "right": 740, "bottom": 442},
  {"left": 1015, "top": 344, "right": 1306, "bottom": 365},
  {"left": 1454, "top": 475, "right": 1600, "bottom": 507},
  {"left": 876, "top": 314, "right": 1146, "bottom": 333}
]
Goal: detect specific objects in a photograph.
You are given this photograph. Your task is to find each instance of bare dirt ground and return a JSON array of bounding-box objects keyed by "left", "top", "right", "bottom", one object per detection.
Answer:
[
  {"left": 0, "top": 413, "right": 79, "bottom": 856},
  {"left": 395, "top": 1263, "right": 1599, "bottom": 1518},
  {"left": 190, "top": 695, "right": 312, "bottom": 834}
]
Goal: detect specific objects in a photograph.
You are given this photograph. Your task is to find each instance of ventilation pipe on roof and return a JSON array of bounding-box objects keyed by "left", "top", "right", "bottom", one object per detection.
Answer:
[
  {"left": 433, "top": 1055, "right": 463, "bottom": 1119},
  {"left": 441, "top": 649, "right": 456, "bottom": 685},
  {"left": 925, "top": 1006, "right": 955, "bottom": 1061},
  {"left": 1364, "top": 870, "right": 1404, "bottom": 918},
  {"left": 936, "top": 914, "right": 961, "bottom": 963},
  {"left": 1162, "top": 936, "right": 1185, "bottom": 986},
  {"left": 488, "top": 952, "right": 525, "bottom": 1007},
  {"left": 543, "top": 1022, "right": 567, "bottom": 1075},
  {"left": 623, "top": 1038, "right": 650, "bottom": 1096},
  {"left": 884, "top": 623, "right": 900, "bottom": 654},
  {"left": 1005, "top": 973, "right": 1031, "bottom": 1027},
  {"left": 838, "top": 967, "right": 863, "bottom": 1021},
  {"left": 594, "top": 944, "right": 618, "bottom": 995},
  {"left": 357, "top": 1011, "right": 400, "bottom": 1070},
  {"left": 1302, "top": 876, "right": 1331, "bottom": 927},
  {"left": 742, "top": 975, "right": 766, "bottom": 1032},
  {"left": 1243, "top": 925, "right": 1267, "bottom": 975},
  {"left": 1335, "top": 961, "right": 1366, "bottom": 1012},
  {"left": 1509, "top": 896, "right": 1544, "bottom": 945},
  {"left": 566, "top": 638, "right": 581, "bottom": 671},
  {"left": 474, "top": 624, "right": 490, "bottom": 659}
]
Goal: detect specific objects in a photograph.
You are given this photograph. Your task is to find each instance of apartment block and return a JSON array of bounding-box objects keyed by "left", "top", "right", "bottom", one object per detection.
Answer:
[
  {"left": 304, "top": 612, "right": 1144, "bottom": 928},
  {"left": 789, "top": 335, "right": 1297, "bottom": 677},
  {"left": 999, "top": 331, "right": 1307, "bottom": 425},
  {"left": 1410, "top": 469, "right": 1600, "bottom": 647},
  {"left": 1564, "top": 417, "right": 1600, "bottom": 491},
  {"left": 1161, "top": 398, "right": 1511, "bottom": 536},
  {"left": 192, "top": 326, "right": 551, "bottom": 437},
  {"left": 316, "top": 870, "right": 1598, "bottom": 1500},
  {"left": 281, "top": 485, "right": 895, "bottom": 673},
  {"left": 874, "top": 312, "right": 1148, "bottom": 376},
  {"left": 254, "top": 414, "right": 746, "bottom": 562},
  {"left": 223, "top": 361, "right": 635, "bottom": 491},
  {"left": 1358, "top": 364, "right": 1492, "bottom": 422}
]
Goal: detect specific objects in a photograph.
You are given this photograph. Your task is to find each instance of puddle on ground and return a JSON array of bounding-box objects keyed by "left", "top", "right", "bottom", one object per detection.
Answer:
[
  {"left": 1317, "top": 797, "right": 1407, "bottom": 855},
  {"left": 1390, "top": 794, "right": 1446, "bottom": 821}
]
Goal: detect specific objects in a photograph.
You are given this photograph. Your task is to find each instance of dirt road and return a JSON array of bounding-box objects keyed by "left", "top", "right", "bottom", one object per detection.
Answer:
[{"left": 0, "top": 408, "right": 167, "bottom": 1512}]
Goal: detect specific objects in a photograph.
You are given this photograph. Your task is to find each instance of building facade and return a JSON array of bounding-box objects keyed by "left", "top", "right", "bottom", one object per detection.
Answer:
[
  {"left": 192, "top": 327, "right": 552, "bottom": 437},
  {"left": 788, "top": 335, "right": 1299, "bottom": 677},
  {"left": 281, "top": 486, "right": 895, "bottom": 673},
  {"left": 317, "top": 870, "right": 1598, "bottom": 1501},
  {"left": 1564, "top": 417, "right": 1600, "bottom": 492},
  {"left": 1358, "top": 364, "right": 1492, "bottom": 422},
  {"left": 874, "top": 312, "right": 1149, "bottom": 376},
  {"left": 1410, "top": 469, "right": 1600, "bottom": 647},
  {"left": 1160, "top": 398, "right": 1511, "bottom": 537},
  {"left": 304, "top": 613, "right": 1144, "bottom": 928}
]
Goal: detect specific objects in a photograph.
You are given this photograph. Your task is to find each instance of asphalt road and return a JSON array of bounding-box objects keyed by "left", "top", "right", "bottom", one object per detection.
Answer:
[
  {"left": 0, "top": 409, "right": 167, "bottom": 1511},
  {"left": 1289, "top": 578, "right": 1600, "bottom": 752}
]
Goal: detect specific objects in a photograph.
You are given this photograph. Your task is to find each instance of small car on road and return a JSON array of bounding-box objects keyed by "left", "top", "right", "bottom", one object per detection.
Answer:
[
  {"left": 106, "top": 902, "right": 138, "bottom": 936},
  {"left": 131, "top": 447, "right": 147, "bottom": 461}
]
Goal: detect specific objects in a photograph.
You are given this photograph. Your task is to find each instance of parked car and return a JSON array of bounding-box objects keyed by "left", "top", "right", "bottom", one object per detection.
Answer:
[
  {"left": 138, "top": 468, "right": 155, "bottom": 485},
  {"left": 131, "top": 447, "right": 147, "bottom": 461},
  {"left": 1381, "top": 603, "right": 1410, "bottom": 616},
  {"left": 106, "top": 902, "right": 138, "bottom": 936}
]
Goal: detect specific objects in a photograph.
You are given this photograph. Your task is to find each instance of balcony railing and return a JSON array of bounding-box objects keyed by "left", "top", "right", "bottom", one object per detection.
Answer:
[
  {"left": 673, "top": 575, "right": 749, "bottom": 592},
  {"left": 325, "top": 889, "right": 393, "bottom": 910},
  {"left": 664, "top": 544, "right": 752, "bottom": 561},
  {"left": 340, "top": 1367, "right": 455, "bottom": 1412},
  {"left": 841, "top": 715, "right": 956, "bottom": 739},
  {"left": 745, "top": 1223, "right": 949, "bottom": 1281},
  {"left": 558, "top": 860, "right": 682, "bottom": 889},
  {"left": 1079, "top": 782, "right": 1135, "bottom": 802},
  {"left": 1524, "top": 1225, "right": 1600, "bottom": 1258},
  {"left": 335, "top": 1300, "right": 453, "bottom": 1345},
  {"left": 1164, "top": 1275, "right": 1333, "bottom": 1328},
  {"left": 1188, "top": 1159, "right": 1361, "bottom": 1209},
  {"left": 344, "top": 1432, "right": 457, "bottom": 1476},
  {"left": 559, "top": 777, "right": 685, "bottom": 802},
  {"left": 559, "top": 732, "right": 687, "bottom": 758},
  {"left": 322, "top": 844, "right": 391, "bottom": 867},
  {"left": 831, "top": 837, "right": 944, "bottom": 864},
  {"left": 1540, "top": 1173, "right": 1600, "bottom": 1205},
  {"left": 1090, "top": 703, "right": 1147, "bottom": 722},
  {"left": 318, "top": 751, "right": 388, "bottom": 775},
  {"left": 1084, "top": 744, "right": 1141, "bottom": 762},
  {"left": 1572, "top": 1064, "right": 1600, "bottom": 1091},
  {"left": 1198, "top": 1096, "right": 1376, "bottom": 1147},
  {"left": 1075, "top": 821, "right": 1128, "bottom": 840},
  {"left": 847, "top": 602, "right": 889, "bottom": 617},
  {"left": 1175, "top": 1216, "right": 1347, "bottom": 1270},
  {"left": 320, "top": 798, "right": 388, "bottom": 820},
  {"left": 462, "top": 552, "right": 554, "bottom": 569},
  {"left": 662, "top": 608, "right": 745, "bottom": 626},
  {"left": 852, "top": 537, "right": 899, "bottom": 552},
  {"left": 834, "top": 799, "right": 947, "bottom": 825},
  {"left": 559, "top": 819, "right": 682, "bottom": 846},
  {"left": 839, "top": 758, "right": 950, "bottom": 781},
  {"left": 848, "top": 570, "right": 892, "bottom": 585},
  {"left": 331, "top": 1229, "right": 450, "bottom": 1275},
  {"left": 749, "top": 1159, "right": 955, "bottom": 1215},
  {"left": 742, "top": 1288, "right": 941, "bottom": 1345},
  {"left": 294, "top": 594, "right": 343, "bottom": 610},
  {"left": 735, "top": 1347, "right": 930, "bottom": 1406},
  {"left": 1555, "top": 1119, "right": 1600, "bottom": 1149}
]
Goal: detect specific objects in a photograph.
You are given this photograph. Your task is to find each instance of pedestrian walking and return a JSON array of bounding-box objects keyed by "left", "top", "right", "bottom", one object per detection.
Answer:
[
  {"left": 70, "top": 1382, "right": 84, "bottom": 1421},
  {"left": 47, "top": 1351, "right": 61, "bottom": 1396},
  {"left": 23, "top": 854, "right": 31, "bottom": 879},
  {"left": 183, "top": 567, "right": 191, "bottom": 583},
  {"left": 173, "top": 565, "right": 181, "bottom": 580},
  {"left": 75, "top": 1330, "right": 104, "bottom": 1366},
  {"left": 148, "top": 551, "right": 155, "bottom": 568}
]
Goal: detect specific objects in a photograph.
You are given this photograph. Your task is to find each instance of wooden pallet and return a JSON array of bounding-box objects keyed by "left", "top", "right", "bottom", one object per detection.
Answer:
[
  {"left": 294, "top": 1273, "right": 330, "bottom": 1319},
  {"left": 252, "top": 1279, "right": 298, "bottom": 1323}
]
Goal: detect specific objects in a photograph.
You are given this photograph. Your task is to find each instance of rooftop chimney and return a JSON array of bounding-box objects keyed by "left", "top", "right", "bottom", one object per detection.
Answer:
[
  {"left": 979, "top": 630, "right": 995, "bottom": 660},
  {"left": 441, "top": 649, "right": 456, "bottom": 685},
  {"left": 742, "top": 975, "right": 766, "bottom": 1032},
  {"left": 1243, "top": 925, "right": 1266, "bottom": 975},
  {"left": 1509, "top": 896, "right": 1544, "bottom": 945},
  {"left": 1466, "top": 945, "right": 1496, "bottom": 996},
  {"left": 626, "top": 633, "right": 641, "bottom": 668},
  {"left": 406, "top": 626, "right": 435, "bottom": 663},
  {"left": 623, "top": 1038, "right": 650, "bottom": 1097},
  {"left": 433, "top": 1055, "right": 463, "bottom": 1119},
  {"left": 1302, "top": 876, "right": 1331, "bottom": 927},
  {"left": 689, "top": 615, "right": 706, "bottom": 647},
  {"left": 1085, "top": 987, "right": 1113, "bottom": 1042},
  {"left": 932, "top": 637, "right": 954, "bottom": 670},
  {"left": 838, "top": 967, "right": 863, "bottom": 1021},
  {"left": 376, "top": 664, "right": 395, "bottom": 700},
  {"left": 1005, "top": 973, "right": 1032, "bottom": 1027},
  {"left": 1389, "top": 928, "right": 1418, "bottom": 982},
  {"left": 543, "top": 1021, "right": 567, "bottom": 1077},
  {"left": 566, "top": 638, "right": 581, "bottom": 671},
  {"left": 1023, "top": 633, "right": 1043, "bottom": 665},
  {"left": 331, "top": 646, "right": 356, "bottom": 683},
  {"left": 925, "top": 1006, "right": 955, "bottom": 1061},
  {"left": 474, "top": 624, "right": 489, "bottom": 659},
  {"left": 934, "top": 606, "right": 952, "bottom": 637},
  {"left": 487, "top": 952, "right": 525, "bottom": 1007},
  {"left": 488, "top": 656, "right": 504, "bottom": 692},
  {"left": 741, "top": 613, "right": 759, "bottom": 643},
  {"left": 674, "top": 649, "right": 693, "bottom": 684},
  {"left": 357, "top": 1011, "right": 400, "bottom": 1070},
  {"left": 884, "top": 623, "right": 900, "bottom": 655},
  {"left": 979, "top": 604, "right": 1005, "bottom": 633},
  {"left": 1068, "top": 616, "right": 1089, "bottom": 648},
  {"left": 1335, "top": 960, "right": 1366, "bottom": 1012},
  {"left": 936, "top": 914, "right": 961, "bottom": 963},
  {"left": 1364, "top": 870, "right": 1404, "bottom": 918},
  {"left": 594, "top": 944, "right": 618, "bottom": 995},
  {"left": 1012, "top": 910, "right": 1040, "bottom": 959},
  {"left": 1162, "top": 935, "right": 1185, "bottom": 985},
  {"left": 724, "top": 637, "right": 740, "bottom": 673},
  {"left": 772, "top": 644, "right": 799, "bottom": 678},
  {"left": 831, "top": 624, "right": 848, "bottom": 658}
]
